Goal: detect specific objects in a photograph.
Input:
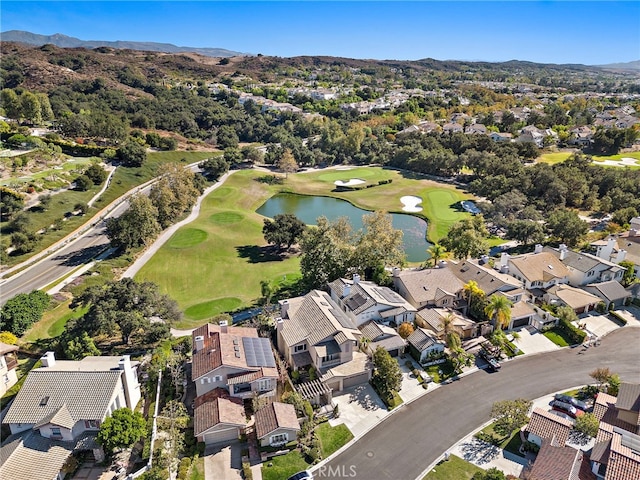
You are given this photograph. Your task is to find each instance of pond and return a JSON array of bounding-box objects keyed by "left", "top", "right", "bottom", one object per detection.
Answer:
[{"left": 256, "top": 193, "right": 431, "bottom": 263}]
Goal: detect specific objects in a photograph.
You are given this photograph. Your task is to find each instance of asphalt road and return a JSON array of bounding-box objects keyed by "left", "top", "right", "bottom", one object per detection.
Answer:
[
  {"left": 319, "top": 327, "right": 640, "bottom": 480},
  {"left": 0, "top": 164, "right": 204, "bottom": 305}
]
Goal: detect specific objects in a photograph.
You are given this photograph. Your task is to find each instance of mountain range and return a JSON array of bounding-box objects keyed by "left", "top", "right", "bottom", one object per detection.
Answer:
[{"left": 0, "top": 30, "right": 245, "bottom": 58}]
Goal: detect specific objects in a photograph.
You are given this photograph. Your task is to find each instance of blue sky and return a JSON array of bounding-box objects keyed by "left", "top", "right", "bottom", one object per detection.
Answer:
[{"left": 2, "top": 2, "right": 639, "bottom": 65}]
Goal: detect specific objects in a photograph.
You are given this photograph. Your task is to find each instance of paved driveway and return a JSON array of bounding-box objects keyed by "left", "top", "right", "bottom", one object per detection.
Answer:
[
  {"left": 204, "top": 441, "right": 242, "bottom": 480},
  {"left": 512, "top": 326, "right": 559, "bottom": 355},
  {"left": 328, "top": 383, "right": 388, "bottom": 437},
  {"left": 578, "top": 312, "right": 621, "bottom": 338}
]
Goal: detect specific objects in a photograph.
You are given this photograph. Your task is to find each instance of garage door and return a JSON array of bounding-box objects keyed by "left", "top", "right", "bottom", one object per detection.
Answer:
[
  {"left": 342, "top": 371, "right": 370, "bottom": 389},
  {"left": 203, "top": 426, "right": 239, "bottom": 445},
  {"left": 388, "top": 348, "right": 399, "bottom": 357},
  {"left": 511, "top": 316, "right": 530, "bottom": 329}
]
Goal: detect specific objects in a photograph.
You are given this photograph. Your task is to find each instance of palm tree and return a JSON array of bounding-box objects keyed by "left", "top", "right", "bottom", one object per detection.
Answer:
[
  {"left": 260, "top": 279, "right": 275, "bottom": 306},
  {"left": 484, "top": 294, "right": 513, "bottom": 330},
  {"left": 427, "top": 243, "right": 449, "bottom": 267},
  {"left": 439, "top": 312, "right": 456, "bottom": 342}
]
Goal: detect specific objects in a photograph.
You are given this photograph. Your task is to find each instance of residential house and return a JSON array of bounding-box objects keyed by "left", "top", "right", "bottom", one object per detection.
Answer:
[
  {"left": 464, "top": 123, "right": 487, "bottom": 135},
  {"left": 515, "top": 127, "right": 545, "bottom": 147},
  {"left": 525, "top": 438, "right": 596, "bottom": 480},
  {"left": 254, "top": 401, "right": 300, "bottom": 447},
  {"left": 569, "top": 126, "right": 594, "bottom": 147},
  {"left": 392, "top": 267, "right": 465, "bottom": 310},
  {"left": 590, "top": 384, "right": 640, "bottom": 479},
  {"left": 329, "top": 275, "right": 416, "bottom": 326},
  {"left": 583, "top": 281, "right": 631, "bottom": 309},
  {"left": 594, "top": 223, "right": 640, "bottom": 279},
  {"left": 544, "top": 245, "right": 625, "bottom": 287},
  {"left": 1, "top": 352, "right": 141, "bottom": 478},
  {"left": 525, "top": 407, "right": 574, "bottom": 448},
  {"left": 359, "top": 320, "right": 406, "bottom": 357},
  {"left": 415, "top": 307, "right": 481, "bottom": 340},
  {"left": 406, "top": 328, "right": 445, "bottom": 364},
  {"left": 543, "top": 284, "right": 601, "bottom": 315},
  {"left": 191, "top": 323, "right": 278, "bottom": 399},
  {"left": 442, "top": 122, "right": 464, "bottom": 134},
  {"left": 193, "top": 388, "right": 246, "bottom": 445},
  {"left": 449, "top": 259, "right": 522, "bottom": 298},
  {"left": 505, "top": 245, "right": 570, "bottom": 292},
  {"left": 276, "top": 290, "right": 370, "bottom": 392},
  {"left": 489, "top": 132, "right": 513, "bottom": 142},
  {"left": 0, "top": 341, "right": 19, "bottom": 396}
]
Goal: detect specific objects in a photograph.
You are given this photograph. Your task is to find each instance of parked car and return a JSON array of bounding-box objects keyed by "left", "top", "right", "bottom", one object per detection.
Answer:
[
  {"left": 549, "top": 410, "right": 575, "bottom": 422},
  {"left": 554, "top": 393, "right": 589, "bottom": 411},
  {"left": 287, "top": 471, "right": 314, "bottom": 480},
  {"left": 552, "top": 400, "right": 584, "bottom": 418},
  {"left": 480, "top": 349, "right": 501, "bottom": 372}
]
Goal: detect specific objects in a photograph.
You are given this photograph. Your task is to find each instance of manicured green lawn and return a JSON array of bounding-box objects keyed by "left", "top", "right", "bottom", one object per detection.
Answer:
[
  {"left": 543, "top": 328, "right": 571, "bottom": 347},
  {"left": 188, "top": 456, "right": 205, "bottom": 480},
  {"left": 261, "top": 450, "right": 310, "bottom": 480},
  {"left": 137, "top": 167, "right": 475, "bottom": 327},
  {"left": 422, "top": 454, "right": 484, "bottom": 480},
  {"left": 21, "top": 300, "right": 89, "bottom": 343},
  {"left": 476, "top": 422, "right": 524, "bottom": 454},
  {"left": 537, "top": 152, "right": 573, "bottom": 165},
  {"left": 316, "top": 422, "right": 354, "bottom": 458}
]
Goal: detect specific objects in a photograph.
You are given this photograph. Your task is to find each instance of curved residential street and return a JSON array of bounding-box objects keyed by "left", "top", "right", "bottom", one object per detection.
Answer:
[{"left": 320, "top": 326, "right": 640, "bottom": 480}]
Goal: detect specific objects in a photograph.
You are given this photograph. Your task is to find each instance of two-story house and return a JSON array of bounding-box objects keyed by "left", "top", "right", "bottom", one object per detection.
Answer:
[
  {"left": 505, "top": 245, "right": 570, "bottom": 292},
  {"left": 0, "top": 341, "right": 19, "bottom": 396},
  {"left": 191, "top": 322, "right": 278, "bottom": 399},
  {"left": 392, "top": 267, "right": 465, "bottom": 310},
  {"left": 328, "top": 275, "right": 416, "bottom": 326},
  {"left": 276, "top": 290, "right": 370, "bottom": 392},
  {"left": 1, "top": 353, "right": 141, "bottom": 479},
  {"left": 544, "top": 245, "right": 625, "bottom": 287}
]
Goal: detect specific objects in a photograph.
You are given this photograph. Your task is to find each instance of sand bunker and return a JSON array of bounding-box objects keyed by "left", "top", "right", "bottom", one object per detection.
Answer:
[
  {"left": 595, "top": 157, "right": 640, "bottom": 167},
  {"left": 334, "top": 178, "right": 365, "bottom": 186},
  {"left": 335, "top": 167, "right": 354, "bottom": 171},
  {"left": 401, "top": 195, "right": 423, "bottom": 212}
]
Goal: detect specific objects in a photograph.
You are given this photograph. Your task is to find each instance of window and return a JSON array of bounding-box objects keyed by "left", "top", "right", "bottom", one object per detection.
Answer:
[
  {"left": 84, "top": 420, "right": 100, "bottom": 429},
  {"left": 51, "top": 427, "right": 61, "bottom": 437},
  {"left": 294, "top": 344, "right": 307, "bottom": 353},
  {"left": 213, "top": 375, "right": 222, "bottom": 382},
  {"left": 3, "top": 374, "right": 8, "bottom": 384},
  {"left": 257, "top": 379, "right": 271, "bottom": 391},
  {"left": 321, "top": 353, "right": 339, "bottom": 363},
  {"left": 200, "top": 377, "right": 211, "bottom": 384},
  {"left": 270, "top": 433, "right": 288, "bottom": 445}
]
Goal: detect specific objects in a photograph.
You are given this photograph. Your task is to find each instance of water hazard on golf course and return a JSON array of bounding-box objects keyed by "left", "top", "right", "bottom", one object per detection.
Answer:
[{"left": 256, "top": 193, "right": 431, "bottom": 263}]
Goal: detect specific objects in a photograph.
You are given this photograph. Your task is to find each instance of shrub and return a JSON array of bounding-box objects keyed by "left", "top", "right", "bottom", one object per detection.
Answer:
[
  {"left": 242, "top": 461, "right": 253, "bottom": 480},
  {"left": 177, "top": 457, "right": 191, "bottom": 480}
]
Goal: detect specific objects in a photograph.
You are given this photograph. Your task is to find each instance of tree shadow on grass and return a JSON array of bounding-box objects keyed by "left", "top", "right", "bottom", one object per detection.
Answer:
[{"left": 235, "top": 245, "right": 285, "bottom": 263}]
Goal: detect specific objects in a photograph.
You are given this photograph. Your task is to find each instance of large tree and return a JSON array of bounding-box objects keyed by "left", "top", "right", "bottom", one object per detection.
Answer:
[
  {"left": 0, "top": 187, "right": 25, "bottom": 221},
  {"left": 0, "top": 290, "right": 50, "bottom": 336},
  {"left": 352, "top": 211, "right": 406, "bottom": 277},
  {"left": 149, "top": 163, "right": 200, "bottom": 228},
  {"left": 262, "top": 213, "right": 306, "bottom": 251},
  {"left": 71, "top": 278, "right": 180, "bottom": 344},
  {"left": 106, "top": 194, "right": 161, "bottom": 250},
  {"left": 371, "top": 346, "right": 402, "bottom": 401},
  {"left": 547, "top": 209, "right": 589, "bottom": 247},
  {"left": 441, "top": 215, "right": 489, "bottom": 259},
  {"left": 118, "top": 140, "right": 147, "bottom": 167},
  {"left": 200, "top": 156, "right": 229, "bottom": 181},
  {"left": 490, "top": 398, "right": 532, "bottom": 436},
  {"left": 277, "top": 148, "right": 298, "bottom": 178},
  {"left": 97, "top": 408, "right": 146, "bottom": 453}
]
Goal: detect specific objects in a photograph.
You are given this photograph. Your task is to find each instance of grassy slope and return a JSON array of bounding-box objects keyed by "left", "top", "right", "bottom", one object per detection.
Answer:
[
  {"left": 136, "top": 167, "right": 472, "bottom": 327},
  {"left": 422, "top": 454, "right": 484, "bottom": 480}
]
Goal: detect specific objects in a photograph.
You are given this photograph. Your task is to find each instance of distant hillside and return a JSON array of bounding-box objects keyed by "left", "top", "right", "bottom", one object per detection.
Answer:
[
  {"left": 0, "top": 30, "right": 246, "bottom": 58},
  {"left": 598, "top": 60, "right": 640, "bottom": 72}
]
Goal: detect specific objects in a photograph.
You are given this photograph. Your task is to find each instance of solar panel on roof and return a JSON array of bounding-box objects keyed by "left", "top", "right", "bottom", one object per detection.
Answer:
[
  {"left": 376, "top": 287, "right": 403, "bottom": 304},
  {"left": 345, "top": 293, "right": 367, "bottom": 311},
  {"left": 614, "top": 427, "right": 640, "bottom": 454},
  {"left": 242, "top": 337, "right": 276, "bottom": 368}
]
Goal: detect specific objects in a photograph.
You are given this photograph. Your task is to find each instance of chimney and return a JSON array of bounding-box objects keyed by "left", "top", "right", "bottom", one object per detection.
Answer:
[
  {"left": 343, "top": 282, "right": 351, "bottom": 298},
  {"left": 500, "top": 252, "right": 510, "bottom": 268},
  {"left": 194, "top": 335, "right": 205, "bottom": 352},
  {"left": 40, "top": 351, "right": 55, "bottom": 368},
  {"left": 534, "top": 244, "right": 543, "bottom": 254},
  {"left": 480, "top": 255, "right": 489, "bottom": 265},
  {"left": 630, "top": 229, "right": 639, "bottom": 237},
  {"left": 392, "top": 267, "right": 401, "bottom": 278},
  {"left": 599, "top": 237, "right": 617, "bottom": 261},
  {"left": 353, "top": 274, "right": 361, "bottom": 284},
  {"left": 219, "top": 320, "right": 228, "bottom": 334},
  {"left": 119, "top": 355, "right": 141, "bottom": 410},
  {"left": 276, "top": 317, "right": 284, "bottom": 332},
  {"left": 617, "top": 250, "right": 627, "bottom": 263},
  {"left": 559, "top": 244, "right": 568, "bottom": 261},
  {"left": 280, "top": 300, "right": 290, "bottom": 319},
  {"left": 438, "top": 260, "right": 448, "bottom": 268}
]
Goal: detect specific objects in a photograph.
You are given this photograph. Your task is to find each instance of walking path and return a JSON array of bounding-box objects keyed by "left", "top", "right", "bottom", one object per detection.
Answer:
[{"left": 121, "top": 170, "right": 234, "bottom": 279}]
